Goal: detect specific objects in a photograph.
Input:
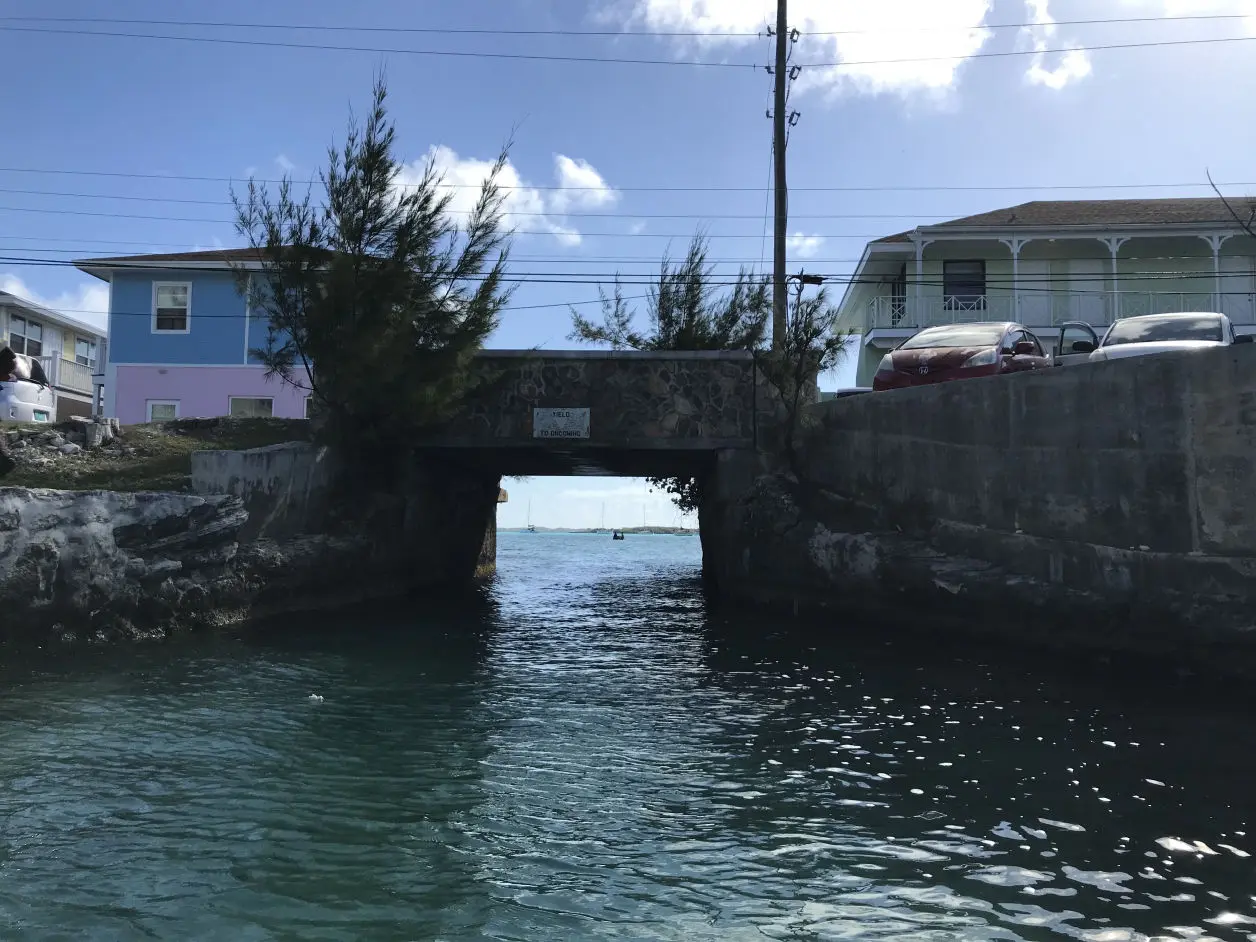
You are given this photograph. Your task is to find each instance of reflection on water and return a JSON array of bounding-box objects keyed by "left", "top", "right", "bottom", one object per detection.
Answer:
[{"left": 1, "top": 532, "right": 1253, "bottom": 941}]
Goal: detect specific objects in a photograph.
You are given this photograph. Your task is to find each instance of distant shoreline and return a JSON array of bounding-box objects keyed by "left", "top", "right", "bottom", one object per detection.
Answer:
[{"left": 501, "top": 527, "right": 698, "bottom": 536}]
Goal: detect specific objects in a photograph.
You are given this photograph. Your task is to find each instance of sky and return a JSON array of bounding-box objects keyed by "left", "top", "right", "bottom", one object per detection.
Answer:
[{"left": 3, "top": 0, "right": 1256, "bottom": 528}]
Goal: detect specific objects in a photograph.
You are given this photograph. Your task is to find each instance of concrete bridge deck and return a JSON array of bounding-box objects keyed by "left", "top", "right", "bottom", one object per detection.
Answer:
[{"left": 422, "top": 349, "right": 763, "bottom": 476}]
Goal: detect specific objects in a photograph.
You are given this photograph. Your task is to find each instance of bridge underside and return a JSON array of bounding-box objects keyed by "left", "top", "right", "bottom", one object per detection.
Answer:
[{"left": 420, "top": 444, "right": 739, "bottom": 478}]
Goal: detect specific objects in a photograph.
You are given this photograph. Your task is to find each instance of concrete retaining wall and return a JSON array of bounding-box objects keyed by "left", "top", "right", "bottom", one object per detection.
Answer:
[
  {"left": 807, "top": 345, "right": 1256, "bottom": 556},
  {"left": 704, "top": 346, "right": 1256, "bottom": 670},
  {"left": 191, "top": 442, "right": 339, "bottom": 541}
]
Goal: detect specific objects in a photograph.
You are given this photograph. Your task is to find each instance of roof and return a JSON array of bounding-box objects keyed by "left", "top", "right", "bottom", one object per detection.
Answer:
[
  {"left": 73, "top": 247, "right": 268, "bottom": 280},
  {"left": 78, "top": 247, "right": 267, "bottom": 265},
  {"left": 0, "top": 290, "right": 106, "bottom": 339},
  {"left": 73, "top": 246, "right": 337, "bottom": 281},
  {"left": 872, "top": 197, "right": 1256, "bottom": 244}
]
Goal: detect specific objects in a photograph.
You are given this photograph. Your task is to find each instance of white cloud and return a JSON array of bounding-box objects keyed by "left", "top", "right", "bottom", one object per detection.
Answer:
[
  {"left": 274, "top": 154, "right": 296, "bottom": 174},
  {"left": 1133, "top": 0, "right": 1256, "bottom": 28},
  {"left": 549, "top": 155, "right": 620, "bottom": 214},
  {"left": 1021, "top": 0, "right": 1092, "bottom": 90},
  {"left": 398, "top": 147, "right": 618, "bottom": 248},
  {"left": 787, "top": 232, "right": 825, "bottom": 258},
  {"left": 0, "top": 274, "right": 109, "bottom": 333},
  {"left": 607, "top": 0, "right": 996, "bottom": 96}
]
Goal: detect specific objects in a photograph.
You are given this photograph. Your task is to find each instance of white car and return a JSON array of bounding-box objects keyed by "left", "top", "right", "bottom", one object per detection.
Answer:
[
  {"left": 1, "top": 352, "right": 55, "bottom": 423},
  {"left": 1057, "top": 312, "right": 1253, "bottom": 364}
]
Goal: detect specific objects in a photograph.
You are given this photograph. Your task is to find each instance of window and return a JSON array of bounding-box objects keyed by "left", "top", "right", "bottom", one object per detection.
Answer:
[
  {"left": 1103, "top": 314, "right": 1224, "bottom": 347},
  {"left": 153, "top": 282, "right": 191, "bottom": 333},
  {"left": 229, "top": 397, "right": 274, "bottom": 419},
  {"left": 304, "top": 396, "right": 312, "bottom": 419},
  {"left": 9, "top": 315, "right": 43, "bottom": 357},
  {"left": 900, "top": 323, "right": 1007, "bottom": 350},
  {"left": 147, "top": 400, "right": 179, "bottom": 422},
  {"left": 943, "top": 260, "right": 986, "bottom": 311},
  {"left": 74, "top": 337, "right": 97, "bottom": 367}
]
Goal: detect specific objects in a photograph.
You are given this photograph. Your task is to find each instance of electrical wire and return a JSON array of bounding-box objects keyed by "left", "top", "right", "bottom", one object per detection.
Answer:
[
  {"left": 0, "top": 165, "right": 1249, "bottom": 194},
  {"left": 0, "top": 12, "right": 1246, "bottom": 38},
  {"left": 1, "top": 24, "right": 1253, "bottom": 70}
]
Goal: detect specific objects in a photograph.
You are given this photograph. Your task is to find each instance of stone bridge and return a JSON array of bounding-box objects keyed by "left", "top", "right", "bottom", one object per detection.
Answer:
[{"left": 422, "top": 350, "right": 763, "bottom": 476}]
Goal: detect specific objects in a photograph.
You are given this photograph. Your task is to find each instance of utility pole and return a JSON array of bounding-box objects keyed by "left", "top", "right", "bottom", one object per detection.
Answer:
[{"left": 771, "top": 0, "right": 790, "bottom": 352}]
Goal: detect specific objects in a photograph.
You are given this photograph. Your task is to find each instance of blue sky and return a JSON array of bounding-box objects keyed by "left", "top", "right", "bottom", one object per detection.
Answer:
[{"left": 3, "top": 0, "right": 1256, "bottom": 527}]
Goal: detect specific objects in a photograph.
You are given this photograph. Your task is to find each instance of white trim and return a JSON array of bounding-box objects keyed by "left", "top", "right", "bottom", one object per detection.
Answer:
[
  {"left": 151, "top": 281, "right": 192, "bottom": 335},
  {"left": 243, "top": 274, "right": 252, "bottom": 365},
  {"left": 74, "top": 258, "right": 269, "bottom": 282},
  {"left": 104, "top": 360, "right": 119, "bottom": 418},
  {"left": 228, "top": 395, "right": 275, "bottom": 419},
  {"left": 146, "top": 399, "right": 181, "bottom": 421}
]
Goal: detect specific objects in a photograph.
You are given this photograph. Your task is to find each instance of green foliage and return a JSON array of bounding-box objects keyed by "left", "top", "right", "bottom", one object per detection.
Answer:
[
  {"left": 232, "top": 77, "right": 513, "bottom": 462},
  {"left": 569, "top": 233, "right": 771, "bottom": 515},
  {"left": 569, "top": 234, "right": 770, "bottom": 352},
  {"left": 759, "top": 284, "right": 855, "bottom": 470}
]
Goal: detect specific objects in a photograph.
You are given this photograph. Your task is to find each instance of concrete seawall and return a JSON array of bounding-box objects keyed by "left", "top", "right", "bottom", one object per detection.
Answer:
[
  {"left": 703, "top": 345, "right": 1256, "bottom": 671},
  {"left": 0, "top": 443, "right": 501, "bottom": 645}
]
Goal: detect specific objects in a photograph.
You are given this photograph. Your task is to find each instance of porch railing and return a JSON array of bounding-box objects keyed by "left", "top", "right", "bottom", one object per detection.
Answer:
[
  {"left": 35, "top": 356, "right": 95, "bottom": 394},
  {"left": 866, "top": 291, "right": 1245, "bottom": 332}
]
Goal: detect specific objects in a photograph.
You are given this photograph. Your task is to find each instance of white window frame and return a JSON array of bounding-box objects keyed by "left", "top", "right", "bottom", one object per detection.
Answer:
[
  {"left": 146, "top": 400, "right": 180, "bottom": 421},
  {"left": 303, "top": 396, "right": 312, "bottom": 419},
  {"left": 152, "top": 281, "right": 192, "bottom": 334},
  {"left": 228, "top": 396, "right": 275, "bottom": 419},
  {"left": 74, "top": 336, "right": 98, "bottom": 368},
  {"left": 9, "top": 314, "right": 44, "bottom": 357}
]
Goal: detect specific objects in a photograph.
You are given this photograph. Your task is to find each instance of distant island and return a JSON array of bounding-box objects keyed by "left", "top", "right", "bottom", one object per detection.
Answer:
[{"left": 501, "top": 526, "right": 698, "bottom": 536}]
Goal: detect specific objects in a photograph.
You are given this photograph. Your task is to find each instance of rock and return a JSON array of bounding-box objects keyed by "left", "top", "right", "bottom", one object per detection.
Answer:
[
  {"left": 0, "top": 489, "right": 251, "bottom": 644},
  {"left": 58, "top": 443, "right": 82, "bottom": 456}
]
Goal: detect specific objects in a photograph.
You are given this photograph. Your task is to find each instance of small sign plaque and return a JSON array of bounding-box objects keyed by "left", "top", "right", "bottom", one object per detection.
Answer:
[{"left": 533, "top": 407, "right": 590, "bottom": 439}]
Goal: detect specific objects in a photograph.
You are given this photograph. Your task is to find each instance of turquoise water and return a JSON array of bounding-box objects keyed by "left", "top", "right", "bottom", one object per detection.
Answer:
[{"left": 1, "top": 532, "right": 1253, "bottom": 940}]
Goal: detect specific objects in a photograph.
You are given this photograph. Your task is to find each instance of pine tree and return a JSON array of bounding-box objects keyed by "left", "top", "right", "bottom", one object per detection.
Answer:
[{"left": 233, "top": 77, "right": 513, "bottom": 462}]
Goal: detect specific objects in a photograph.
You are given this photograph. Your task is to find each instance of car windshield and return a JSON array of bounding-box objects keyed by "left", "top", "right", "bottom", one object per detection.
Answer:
[
  {"left": 899, "top": 324, "right": 1006, "bottom": 350},
  {"left": 1103, "top": 315, "right": 1224, "bottom": 346}
]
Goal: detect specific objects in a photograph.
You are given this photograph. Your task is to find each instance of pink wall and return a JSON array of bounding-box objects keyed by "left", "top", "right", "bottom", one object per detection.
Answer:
[{"left": 113, "top": 365, "right": 312, "bottom": 425}]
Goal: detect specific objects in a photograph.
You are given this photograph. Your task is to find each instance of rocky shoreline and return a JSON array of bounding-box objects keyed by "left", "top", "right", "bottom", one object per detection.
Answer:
[{"left": 0, "top": 437, "right": 502, "bottom": 648}]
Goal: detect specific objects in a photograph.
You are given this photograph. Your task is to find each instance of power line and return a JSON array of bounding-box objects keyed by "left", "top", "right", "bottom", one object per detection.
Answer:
[
  {"left": 0, "top": 25, "right": 761, "bottom": 67},
  {"left": 0, "top": 187, "right": 1040, "bottom": 219},
  {"left": 0, "top": 12, "right": 1246, "bottom": 38},
  {"left": 809, "top": 12, "right": 1255, "bottom": 36},
  {"left": 1, "top": 23, "right": 1253, "bottom": 70},
  {"left": 7, "top": 253, "right": 1251, "bottom": 287},
  {"left": 805, "top": 34, "right": 1256, "bottom": 69},
  {"left": 0, "top": 164, "right": 1250, "bottom": 194}
]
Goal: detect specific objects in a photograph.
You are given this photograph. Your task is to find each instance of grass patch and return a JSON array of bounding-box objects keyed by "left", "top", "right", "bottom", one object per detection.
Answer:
[{"left": 2, "top": 418, "right": 312, "bottom": 492}]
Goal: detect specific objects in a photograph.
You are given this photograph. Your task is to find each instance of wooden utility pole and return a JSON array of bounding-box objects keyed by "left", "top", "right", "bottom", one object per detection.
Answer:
[{"left": 771, "top": 0, "right": 790, "bottom": 351}]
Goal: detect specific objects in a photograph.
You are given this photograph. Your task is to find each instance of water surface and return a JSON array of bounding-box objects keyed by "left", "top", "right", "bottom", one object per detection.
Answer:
[{"left": 1, "top": 532, "right": 1253, "bottom": 940}]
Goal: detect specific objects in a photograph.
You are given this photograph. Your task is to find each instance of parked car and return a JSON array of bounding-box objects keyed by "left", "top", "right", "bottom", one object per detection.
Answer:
[
  {"left": 872, "top": 322, "right": 1053, "bottom": 392},
  {"left": 1, "top": 348, "right": 55, "bottom": 424},
  {"left": 1058, "top": 312, "right": 1254, "bottom": 364}
]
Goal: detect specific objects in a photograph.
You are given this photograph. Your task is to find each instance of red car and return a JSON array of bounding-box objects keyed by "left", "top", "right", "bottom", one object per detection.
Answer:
[{"left": 872, "top": 322, "right": 1053, "bottom": 392}]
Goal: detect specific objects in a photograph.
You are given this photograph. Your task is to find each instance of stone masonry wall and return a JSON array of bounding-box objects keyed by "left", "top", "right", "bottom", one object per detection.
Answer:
[
  {"left": 439, "top": 352, "right": 757, "bottom": 448},
  {"left": 702, "top": 346, "right": 1256, "bottom": 674}
]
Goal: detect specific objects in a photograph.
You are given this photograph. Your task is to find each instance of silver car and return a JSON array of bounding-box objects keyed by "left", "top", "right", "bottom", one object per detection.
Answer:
[
  {"left": 1055, "top": 312, "right": 1254, "bottom": 364},
  {"left": 1, "top": 351, "right": 55, "bottom": 423}
]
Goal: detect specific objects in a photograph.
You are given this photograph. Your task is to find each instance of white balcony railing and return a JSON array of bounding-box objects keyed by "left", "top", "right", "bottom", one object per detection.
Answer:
[
  {"left": 866, "top": 291, "right": 1244, "bottom": 332},
  {"left": 35, "top": 356, "right": 96, "bottom": 395}
]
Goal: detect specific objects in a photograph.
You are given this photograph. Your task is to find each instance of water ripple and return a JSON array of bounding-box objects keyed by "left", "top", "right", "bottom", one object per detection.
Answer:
[{"left": 1, "top": 532, "right": 1253, "bottom": 940}]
